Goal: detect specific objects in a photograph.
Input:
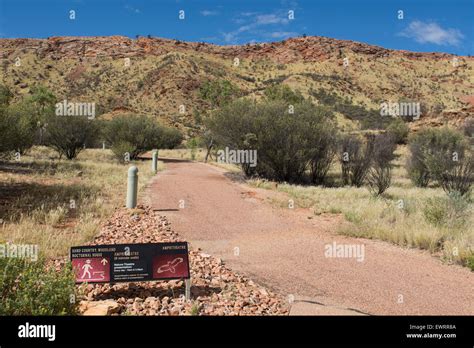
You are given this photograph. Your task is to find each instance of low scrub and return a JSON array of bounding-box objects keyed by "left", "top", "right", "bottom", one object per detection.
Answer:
[
  {"left": 44, "top": 115, "right": 99, "bottom": 160},
  {"left": 207, "top": 90, "right": 338, "bottom": 183},
  {"left": 0, "top": 92, "right": 38, "bottom": 157},
  {"left": 102, "top": 115, "right": 183, "bottom": 161},
  {"left": 407, "top": 127, "right": 472, "bottom": 196},
  {"left": 339, "top": 134, "right": 373, "bottom": 187},
  {"left": 386, "top": 118, "right": 410, "bottom": 144},
  {"left": 0, "top": 257, "right": 78, "bottom": 315},
  {"left": 366, "top": 134, "right": 397, "bottom": 196},
  {"left": 423, "top": 192, "right": 471, "bottom": 229}
]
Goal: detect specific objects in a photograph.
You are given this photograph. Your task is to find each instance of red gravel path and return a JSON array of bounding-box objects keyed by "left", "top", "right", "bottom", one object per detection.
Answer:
[{"left": 146, "top": 159, "right": 474, "bottom": 315}]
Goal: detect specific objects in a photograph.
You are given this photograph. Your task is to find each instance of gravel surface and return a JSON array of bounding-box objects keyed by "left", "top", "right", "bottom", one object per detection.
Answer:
[{"left": 75, "top": 205, "right": 289, "bottom": 316}]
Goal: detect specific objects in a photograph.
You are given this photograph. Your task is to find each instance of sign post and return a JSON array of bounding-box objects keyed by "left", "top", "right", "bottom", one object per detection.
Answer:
[
  {"left": 71, "top": 242, "right": 191, "bottom": 296},
  {"left": 185, "top": 278, "right": 191, "bottom": 301}
]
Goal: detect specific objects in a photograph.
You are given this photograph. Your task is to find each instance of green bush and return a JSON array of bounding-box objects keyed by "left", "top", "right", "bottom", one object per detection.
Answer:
[
  {"left": 0, "top": 108, "right": 36, "bottom": 157},
  {"left": 44, "top": 115, "right": 99, "bottom": 160},
  {"left": 423, "top": 192, "right": 471, "bottom": 229},
  {"left": 103, "top": 115, "right": 183, "bottom": 161},
  {"left": 407, "top": 128, "right": 467, "bottom": 187},
  {"left": 467, "top": 254, "right": 474, "bottom": 271},
  {"left": 187, "top": 137, "right": 198, "bottom": 160},
  {"left": 264, "top": 85, "right": 305, "bottom": 104},
  {"left": 199, "top": 79, "right": 240, "bottom": 108},
  {"left": 423, "top": 128, "right": 468, "bottom": 179},
  {"left": 309, "top": 88, "right": 389, "bottom": 130},
  {"left": 438, "top": 153, "right": 473, "bottom": 197},
  {"left": 339, "top": 134, "right": 373, "bottom": 187},
  {"left": 407, "top": 127, "right": 471, "bottom": 194},
  {"left": 0, "top": 86, "right": 39, "bottom": 156},
  {"left": 462, "top": 118, "right": 473, "bottom": 139},
  {"left": 207, "top": 97, "right": 337, "bottom": 183},
  {"left": 161, "top": 126, "right": 184, "bottom": 149},
  {"left": 0, "top": 257, "right": 78, "bottom": 315},
  {"left": 386, "top": 118, "right": 409, "bottom": 144},
  {"left": 0, "top": 84, "right": 13, "bottom": 106},
  {"left": 308, "top": 125, "right": 338, "bottom": 185},
  {"left": 110, "top": 140, "right": 135, "bottom": 162},
  {"left": 366, "top": 134, "right": 396, "bottom": 196}
]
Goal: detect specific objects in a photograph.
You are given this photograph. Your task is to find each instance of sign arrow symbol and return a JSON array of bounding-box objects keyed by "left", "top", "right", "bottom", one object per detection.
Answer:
[{"left": 101, "top": 258, "right": 108, "bottom": 265}]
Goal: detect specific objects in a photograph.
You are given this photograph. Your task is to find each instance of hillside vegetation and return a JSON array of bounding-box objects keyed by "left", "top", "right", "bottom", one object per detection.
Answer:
[{"left": 1, "top": 36, "right": 473, "bottom": 136}]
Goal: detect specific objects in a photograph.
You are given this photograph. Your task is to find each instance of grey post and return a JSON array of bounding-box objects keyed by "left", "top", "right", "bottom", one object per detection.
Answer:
[
  {"left": 185, "top": 278, "right": 191, "bottom": 301},
  {"left": 126, "top": 166, "right": 138, "bottom": 208},
  {"left": 152, "top": 150, "right": 158, "bottom": 173}
]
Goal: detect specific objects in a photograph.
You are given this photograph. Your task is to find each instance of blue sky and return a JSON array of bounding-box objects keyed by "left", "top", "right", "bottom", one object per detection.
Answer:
[{"left": 1, "top": 0, "right": 473, "bottom": 55}]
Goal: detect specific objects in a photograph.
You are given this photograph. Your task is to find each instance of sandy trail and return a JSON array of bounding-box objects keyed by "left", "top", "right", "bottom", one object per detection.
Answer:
[{"left": 146, "top": 159, "right": 473, "bottom": 315}]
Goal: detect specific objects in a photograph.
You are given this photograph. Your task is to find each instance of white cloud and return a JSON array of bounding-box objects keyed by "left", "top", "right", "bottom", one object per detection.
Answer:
[
  {"left": 267, "top": 31, "right": 297, "bottom": 39},
  {"left": 240, "top": 11, "right": 259, "bottom": 17},
  {"left": 200, "top": 10, "right": 219, "bottom": 16},
  {"left": 222, "top": 11, "right": 291, "bottom": 43},
  {"left": 399, "top": 20, "right": 464, "bottom": 46},
  {"left": 256, "top": 14, "right": 288, "bottom": 25}
]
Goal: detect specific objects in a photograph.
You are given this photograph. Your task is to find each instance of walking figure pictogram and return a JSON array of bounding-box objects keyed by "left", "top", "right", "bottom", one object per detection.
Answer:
[{"left": 81, "top": 259, "right": 93, "bottom": 279}]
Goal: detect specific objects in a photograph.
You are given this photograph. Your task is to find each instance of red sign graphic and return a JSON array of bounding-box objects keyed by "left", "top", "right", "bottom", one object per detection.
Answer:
[
  {"left": 72, "top": 257, "right": 110, "bottom": 283},
  {"left": 152, "top": 254, "right": 189, "bottom": 279}
]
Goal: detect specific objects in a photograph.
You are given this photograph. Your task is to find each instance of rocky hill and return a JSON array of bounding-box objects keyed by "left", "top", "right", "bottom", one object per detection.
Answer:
[{"left": 1, "top": 35, "right": 473, "bottom": 135}]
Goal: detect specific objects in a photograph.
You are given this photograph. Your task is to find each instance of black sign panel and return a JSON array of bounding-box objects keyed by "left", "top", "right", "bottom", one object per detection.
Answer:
[{"left": 70, "top": 242, "right": 190, "bottom": 284}]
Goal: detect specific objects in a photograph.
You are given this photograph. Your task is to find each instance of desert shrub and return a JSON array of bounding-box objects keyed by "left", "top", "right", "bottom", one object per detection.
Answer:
[
  {"left": 0, "top": 257, "right": 78, "bottom": 315},
  {"left": 161, "top": 127, "right": 184, "bottom": 149},
  {"left": 103, "top": 115, "right": 183, "bottom": 161},
  {"left": 437, "top": 153, "right": 474, "bottom": 197},
  {"left": 7, "top": 101, "right": 39, "bottom": 154},
  {"left": 199, "top": 79, "right": 240, "bottom": 108},
  {"left": 367, "top": 165, "right": 391, "bottom": 196},
  {"left": 423, "top": 128, "right": 468, "bottom": 179},
  {"left": 0, "top": 86, "right": 45, "bottom": 156},
  {"left": 407, "top": 128, "right": 467, "bottom": 188},
  {"left": 462, "top": 118, "right": 474, "bottom": 138},
  {"left": 0, "top": 101, "right": 39, "bottom": 157},
  {"left": 187, "top": 137, "right": 199, "bottom": 160},
  {"left": 264, "top": 84, "right": 305, "bottom": 104},
  {"left": 407, "top": 143, "right": 430, "bottom": 187},
  {"left": 468, "top": 254, "right": 474, "bottom": 271},
  {"left": 308, "top": 126, "right": 338, "bottom": 185},
  {"left": 27, "top": 85, "right": 57, "bottom": 118},
  {"left": 0, "top": 84, "right": 13, "bottom": 106},
  {"left": 339, "top": 134, "right": 374, "bottom": 187},
  {"left": 366, "top": 134, "right": 396, "bottom": 196},
  {"left": 423, "top": 192, "right": 471, "bottom": 228},
  {"left": 0, "top": 106, "right": 15, "bottom": 156},
  {"left": 309, "top": 88, "right": 390, "bottom": 129},
  {"left": 44, "top": 115, "right": 99, "bottom": 160},
  {"left": 207, "top": 98, "right": 337, "bottom": 182},
  {"left": 386, "top": 118, "right": 409, "bottom": 144},
  {"left": 110, "top": 140, "right": 135, "bottom": 162}
]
